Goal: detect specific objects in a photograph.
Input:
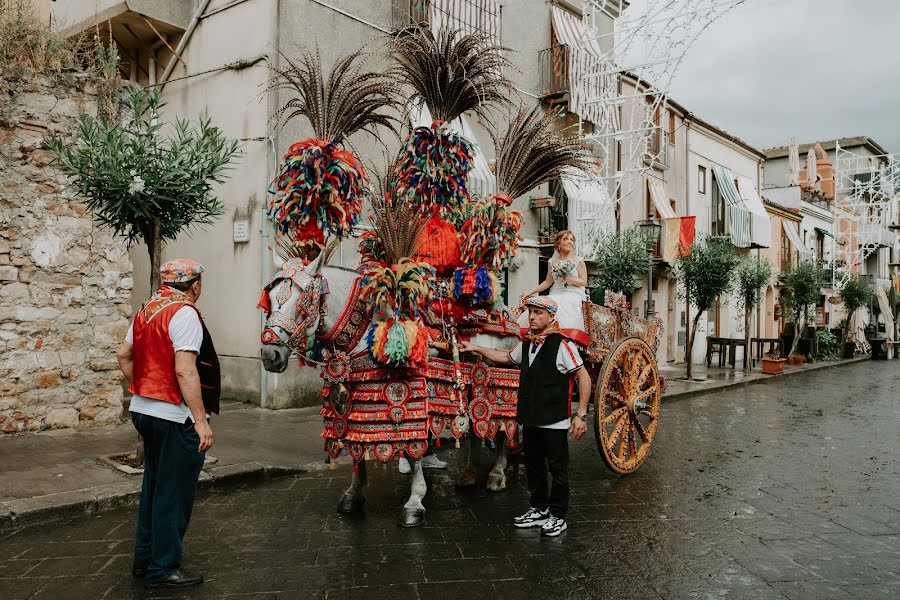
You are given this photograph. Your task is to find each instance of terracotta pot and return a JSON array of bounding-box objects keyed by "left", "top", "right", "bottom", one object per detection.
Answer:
[
  {"left": 787, "top": 356, "right": 796, "bottom": 365},
  {"left": 762, "top": 358, "right": 786, "bottom": 374}
]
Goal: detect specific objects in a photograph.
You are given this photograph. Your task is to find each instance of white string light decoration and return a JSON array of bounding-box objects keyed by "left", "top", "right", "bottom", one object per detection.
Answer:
[{"left": 576, "top": 0, "right": 747, "bottom": 207}]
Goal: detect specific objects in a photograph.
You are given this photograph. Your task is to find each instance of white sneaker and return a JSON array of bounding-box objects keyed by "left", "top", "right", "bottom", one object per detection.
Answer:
[
  {"left": 398, "top": 457, "right": 411, "bottom": 474},
  {"left": 420, "top": 454, "right": 448, "bottom": 469},
  {"left": 541, "top": 515, "right": 568, "bottom": 537},
  {"left": 513, "top": 507, "right": 549, "bottom": 528}
]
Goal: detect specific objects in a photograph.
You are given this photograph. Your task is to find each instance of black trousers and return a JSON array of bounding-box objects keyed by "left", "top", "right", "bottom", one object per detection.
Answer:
[
  {"left": 132, "top": 413, "right": 205, "bottom": 581},
  {"left": 523, "top": 425, "right": 569, "bottom": 519}
]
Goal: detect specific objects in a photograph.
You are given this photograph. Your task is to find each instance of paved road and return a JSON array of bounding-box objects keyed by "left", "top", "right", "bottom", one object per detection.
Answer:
[{"left": 2, "top": 361, "right": 899, "bottom": 599}]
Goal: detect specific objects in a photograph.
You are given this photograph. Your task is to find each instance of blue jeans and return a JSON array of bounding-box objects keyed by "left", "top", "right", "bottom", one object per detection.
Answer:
[{"left": 131, "top": 412, "right": 205, "bottom": 581}]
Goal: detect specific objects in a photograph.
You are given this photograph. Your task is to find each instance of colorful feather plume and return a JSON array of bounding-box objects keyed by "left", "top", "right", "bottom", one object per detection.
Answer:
[
  {"left": 412, "top": 214, "right": 462, "bottom": 277},
  {"left": 358, "top": 230, "right": 388, "bottom": 267},
  {"left": 391, "top": 26, "right": 511, "bottom": 217},
  {"left": 395, "top": 121, "right": 475, "bottom": 215},
  {"left": 452, "top": 265, "right": 500, "bottom": 306},
  {"left": 366, "top": 317, "right": 430, "bottom": 367},
  {"left": 266, "top": 45, "right": 401, "bottom": 245},
  {"left": 268, "top": 139, "right": 366, "bottom": 240},
  {"left": 492, "top": 105, "right": 594, "bottom": 200},
  {"left": 459, "top": 195, "right": 524, "bottom": 270}
]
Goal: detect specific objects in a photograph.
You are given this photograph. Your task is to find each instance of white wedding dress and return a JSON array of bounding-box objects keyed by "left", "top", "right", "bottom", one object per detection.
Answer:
[{"left": 519, "top": 255, "right": 589, "bottom": 346}]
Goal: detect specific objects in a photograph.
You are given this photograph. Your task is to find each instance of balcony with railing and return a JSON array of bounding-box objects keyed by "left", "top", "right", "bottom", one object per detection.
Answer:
[
  {"left": 643, "top": 126, "right": 670, "bottom": 170},
  {"left": 539, "top": 44, "right": 572, "bottom": 100},
  {"left": 391, "top": 0, "right": 502, "bottom": 37}
]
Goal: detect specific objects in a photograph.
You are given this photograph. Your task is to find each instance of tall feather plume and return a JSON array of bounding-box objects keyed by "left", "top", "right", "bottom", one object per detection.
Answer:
[
  {"left": 269, "top": 46, "right": 402, "bottom": 143},
  {"left": 369, "top": 167, "right": 428, "bottom": 265},
  {"left": 391, "top": 26, "right": 512, "bottom": 123},
  {"left": 493, "top": 105, "right": 594, "bottom": 199}
]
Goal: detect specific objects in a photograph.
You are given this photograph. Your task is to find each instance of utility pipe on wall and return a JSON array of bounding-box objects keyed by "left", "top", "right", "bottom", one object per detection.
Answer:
[{"left": 159, "top": 0, "right": 213, "bottom": 87}]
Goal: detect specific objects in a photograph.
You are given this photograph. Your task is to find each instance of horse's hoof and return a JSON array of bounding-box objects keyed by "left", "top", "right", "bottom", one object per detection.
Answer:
[
  {"left": 486, "top": 472, "right": 507, "bottom": 492},
  {"left": 455, "top": 468, "right": 478, "bottom": 488},
  {"left": 399, "top": 508, "right": 426, "bottom": 528},
  {"left": 337, "top": 494, "right": 364, "bottom": 514}
]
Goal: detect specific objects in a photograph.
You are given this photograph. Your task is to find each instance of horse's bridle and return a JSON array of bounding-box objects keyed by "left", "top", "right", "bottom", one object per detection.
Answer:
[{"left": 260, "top": 263, "right": 330, "bottom": 364}]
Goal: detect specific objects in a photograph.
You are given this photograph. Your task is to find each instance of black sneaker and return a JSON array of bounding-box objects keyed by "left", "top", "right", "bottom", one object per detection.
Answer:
[
  {"left": 513, "top": 507, "right": 549, "bottom": 528},
  {"left": 541, "top": 515, "right": 567, "bottom": 537}
]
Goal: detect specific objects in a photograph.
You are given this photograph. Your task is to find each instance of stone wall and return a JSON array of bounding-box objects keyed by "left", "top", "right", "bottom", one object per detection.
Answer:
[{"left": 0, "top": 68, "right": 132, "bottom": 433}]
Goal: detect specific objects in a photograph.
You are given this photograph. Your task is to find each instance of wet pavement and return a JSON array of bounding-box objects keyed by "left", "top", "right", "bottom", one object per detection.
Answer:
[{"left": 2, "top": 361, "right": 899, "bottom": 599}]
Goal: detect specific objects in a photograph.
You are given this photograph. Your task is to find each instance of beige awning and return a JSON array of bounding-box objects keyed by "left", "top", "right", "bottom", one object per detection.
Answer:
[
  {"left": 737, "top": 176, "right": 772, "bottom": 248},
  {"left": 648, "top": 178, "right": 676, "bottom": 219},
  {"left": 782, "top": 220, "right": 812, "bottom": 257},
  {"left": 875, "top": 287, "right": 896, "bottom": 343}
]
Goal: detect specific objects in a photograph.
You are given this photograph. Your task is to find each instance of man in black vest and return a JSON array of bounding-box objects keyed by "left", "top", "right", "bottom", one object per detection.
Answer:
[{"left": 460, "top": 296, "right": 591, "bottom": 537}]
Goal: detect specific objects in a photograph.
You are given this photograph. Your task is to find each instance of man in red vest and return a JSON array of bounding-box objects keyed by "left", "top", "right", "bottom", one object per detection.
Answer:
[{"left": 116, "top": 259, "right": 213, "bottom": 589}]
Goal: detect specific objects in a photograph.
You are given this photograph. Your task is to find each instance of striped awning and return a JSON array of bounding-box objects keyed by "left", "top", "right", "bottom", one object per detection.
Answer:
[
  {"left": 549, "top": 5, "right": 615, "bottom": 128},
  {"left": 736, "top": 175, "right": 771, "bottom": 248},
  {"left": 712, "top": 165, "right": 751, "bottom": 248},
  {"left": 430, "top": 0, "right": 501, "bottom": 41},
  {"left": 409, "top": 100, "right": 496, "bottom": 198},
  {"left": 561, "top": 168, "right": 615, "bottom": 258},
  {"left": 782, "top": 220, "right": 812, "bottom": 257},
  {"left": 648, "top": 178, "right": 677, "bottom": 219}
]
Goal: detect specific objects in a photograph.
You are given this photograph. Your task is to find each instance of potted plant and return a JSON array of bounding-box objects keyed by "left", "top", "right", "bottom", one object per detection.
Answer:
[
  {"left": 761, "top": 350, "right": 786, "bottom": 374},
  {"left": 538, "top": 226, "right": 553, "bottom": 244}
]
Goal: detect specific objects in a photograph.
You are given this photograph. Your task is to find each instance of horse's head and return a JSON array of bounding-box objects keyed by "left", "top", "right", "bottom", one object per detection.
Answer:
[{"left": 258, "top": 256, "right": 328, "bottom": 373}]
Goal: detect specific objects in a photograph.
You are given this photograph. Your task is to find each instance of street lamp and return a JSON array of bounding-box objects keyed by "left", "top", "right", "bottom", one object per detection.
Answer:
[{"left": 638, "top": 217, "right": 663, "bottom": 318}]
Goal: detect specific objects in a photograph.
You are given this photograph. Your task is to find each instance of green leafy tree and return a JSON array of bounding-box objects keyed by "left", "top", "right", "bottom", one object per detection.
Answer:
[
  {"left": 589, "top": 227, "right": 653, "bottom": 301},
  {"left": 735, "top": 257, "right": 773, "bottom": 371},
  {"left": 670, "top": 236, "right": 740, "bottom": 380},
  {"left": 781, "top": 261, "right": 824, "bottom": 357},
  {"left": 47, "top": 86, "right": 240, "bottom": 292},
  {"left": 838, "top": 275, "right": 874, "bottom": 350}
]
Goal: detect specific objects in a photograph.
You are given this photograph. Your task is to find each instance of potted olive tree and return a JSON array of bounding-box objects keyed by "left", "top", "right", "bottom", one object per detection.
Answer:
[
  {"left": 589, "top": 227, "right": 653, "bottom": 304},
  {"left": 735, "top": 257, "right": 773, "bottom": 371},
  {"left": 669, "top": 236, "right": 740, "bottom": 380}
]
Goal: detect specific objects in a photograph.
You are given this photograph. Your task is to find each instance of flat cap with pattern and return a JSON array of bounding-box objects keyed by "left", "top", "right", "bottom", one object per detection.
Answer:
[
  {"left": 160, "top": 259, "right": 204, "bottom": 284},
  {"left": 524, "top": 296, "right": 558, "bottom": 314}
]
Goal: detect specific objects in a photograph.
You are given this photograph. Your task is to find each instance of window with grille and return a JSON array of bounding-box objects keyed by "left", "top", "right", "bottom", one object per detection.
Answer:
[{"left": 392, "top": 0, "right": 501, "bottom": 40}]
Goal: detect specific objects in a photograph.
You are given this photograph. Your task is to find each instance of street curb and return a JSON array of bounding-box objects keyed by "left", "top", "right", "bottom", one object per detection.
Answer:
[
  {"left": 0, "top": 462, "right": 304, "bottom": 533},
  {"left": 662, "top": 356, "right": 871, "bottom": 402}
]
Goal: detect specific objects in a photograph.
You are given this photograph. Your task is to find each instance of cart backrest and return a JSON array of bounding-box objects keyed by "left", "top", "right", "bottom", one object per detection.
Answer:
[{"left": 582, "top": 301, "right": 661, "bottom": 363}]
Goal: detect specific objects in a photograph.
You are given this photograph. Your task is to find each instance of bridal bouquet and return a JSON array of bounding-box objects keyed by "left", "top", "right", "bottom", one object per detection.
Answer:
[{"left": 550, "top": 260, "right": 575, "bottom": 283}]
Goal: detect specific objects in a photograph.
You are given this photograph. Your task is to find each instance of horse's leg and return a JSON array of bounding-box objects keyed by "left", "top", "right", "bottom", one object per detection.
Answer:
[
  {"left": 485, "top": 431, "right": 508, "bottom": 492},
  {"left": 399, "top": 459, "right": 427, "bottom": 527},
  {"left": 455, "top": 435, "right": 479, "bottom": 488},
  {"left": 337, "top": 459, "right": 367, "bottom": 514}
]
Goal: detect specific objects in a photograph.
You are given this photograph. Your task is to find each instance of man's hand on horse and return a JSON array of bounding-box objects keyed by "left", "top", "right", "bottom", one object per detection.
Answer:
[{"left": 458, "top": 341, "right": 478, "bottom": 354}]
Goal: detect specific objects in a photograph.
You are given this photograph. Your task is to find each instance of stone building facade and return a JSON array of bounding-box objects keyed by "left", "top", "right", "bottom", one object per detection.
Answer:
[{"left": 0, "top": 68, "right": 133, "bottom": 432}]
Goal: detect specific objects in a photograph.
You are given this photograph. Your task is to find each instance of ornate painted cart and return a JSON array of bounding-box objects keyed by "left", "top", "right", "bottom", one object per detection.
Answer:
[
  {"left": 582, "top": 296, "right": 663, "bottom": 474},
  {"left": 317, "top": 292, "right": 663, "bottom": 476}
]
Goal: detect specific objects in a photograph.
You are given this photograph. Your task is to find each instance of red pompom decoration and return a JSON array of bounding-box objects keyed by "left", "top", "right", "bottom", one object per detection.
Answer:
[{"left": 412, "top": 215, "right": 462, "bottom": 277}]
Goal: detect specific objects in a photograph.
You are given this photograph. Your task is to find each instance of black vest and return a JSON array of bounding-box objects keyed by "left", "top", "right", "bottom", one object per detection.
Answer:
[
  {"left": 197, "top": 321, "right": 221, "bottom": 415},
  {"left": 518, "top": 333, "right": 571, "bottom": 426}
]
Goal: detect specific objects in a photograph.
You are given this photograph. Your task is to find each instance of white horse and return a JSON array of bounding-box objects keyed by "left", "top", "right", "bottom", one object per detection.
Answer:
[{"left": 260, "top": 255, "right": 517, "bottom": 527}]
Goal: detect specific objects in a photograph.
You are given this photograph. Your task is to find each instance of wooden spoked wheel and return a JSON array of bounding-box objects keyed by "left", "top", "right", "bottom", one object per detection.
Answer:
[{"left": 594, "top": 337, "right": 661, "bottom": 474}]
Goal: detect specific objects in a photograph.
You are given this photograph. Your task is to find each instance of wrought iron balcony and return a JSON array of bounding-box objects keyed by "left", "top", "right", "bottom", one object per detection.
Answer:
[{"left": 539, "top": 44, "right": 572, "bottom": 100}]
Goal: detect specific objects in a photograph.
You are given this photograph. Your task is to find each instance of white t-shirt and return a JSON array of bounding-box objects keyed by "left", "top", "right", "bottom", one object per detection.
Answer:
[
  {"left": 126, "top": 305, "right": 203, "bottom": 424},
  {"left": 509, "top": 336, "right": 584, "bottom": 429}
]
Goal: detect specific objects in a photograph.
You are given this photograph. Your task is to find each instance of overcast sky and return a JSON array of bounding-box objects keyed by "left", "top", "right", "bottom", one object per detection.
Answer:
[{"left": 628, "top": 0, "right": 899, "bottom": 154}]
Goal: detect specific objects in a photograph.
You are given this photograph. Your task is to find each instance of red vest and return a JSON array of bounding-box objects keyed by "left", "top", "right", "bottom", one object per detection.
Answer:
[{"left": 129, "top": 287, "right": 201, "bottom": 405}]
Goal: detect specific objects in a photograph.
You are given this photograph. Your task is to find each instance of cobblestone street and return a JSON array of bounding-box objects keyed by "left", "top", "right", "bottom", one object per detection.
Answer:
[{"left": 2, "top": 361, "right": 899, "bottom": 600}]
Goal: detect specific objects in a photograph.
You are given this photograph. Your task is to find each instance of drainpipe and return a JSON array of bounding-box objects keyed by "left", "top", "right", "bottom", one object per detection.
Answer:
[
  {"left": 159, "top": 0, "right": 213, "bottom": 88},
  {"left": 259, "top": 1, "right": 282, "bottom": 409}
]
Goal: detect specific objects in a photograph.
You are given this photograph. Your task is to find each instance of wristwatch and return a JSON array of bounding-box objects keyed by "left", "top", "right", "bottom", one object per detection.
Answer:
[{"left": 574, "top": 412, "right": 588, "bottom": 423}]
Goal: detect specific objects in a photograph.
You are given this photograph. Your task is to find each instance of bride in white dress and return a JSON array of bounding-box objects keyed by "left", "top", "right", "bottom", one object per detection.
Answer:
[{"left": 519, "top": 230, "right": 590, "bottom": 346}]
